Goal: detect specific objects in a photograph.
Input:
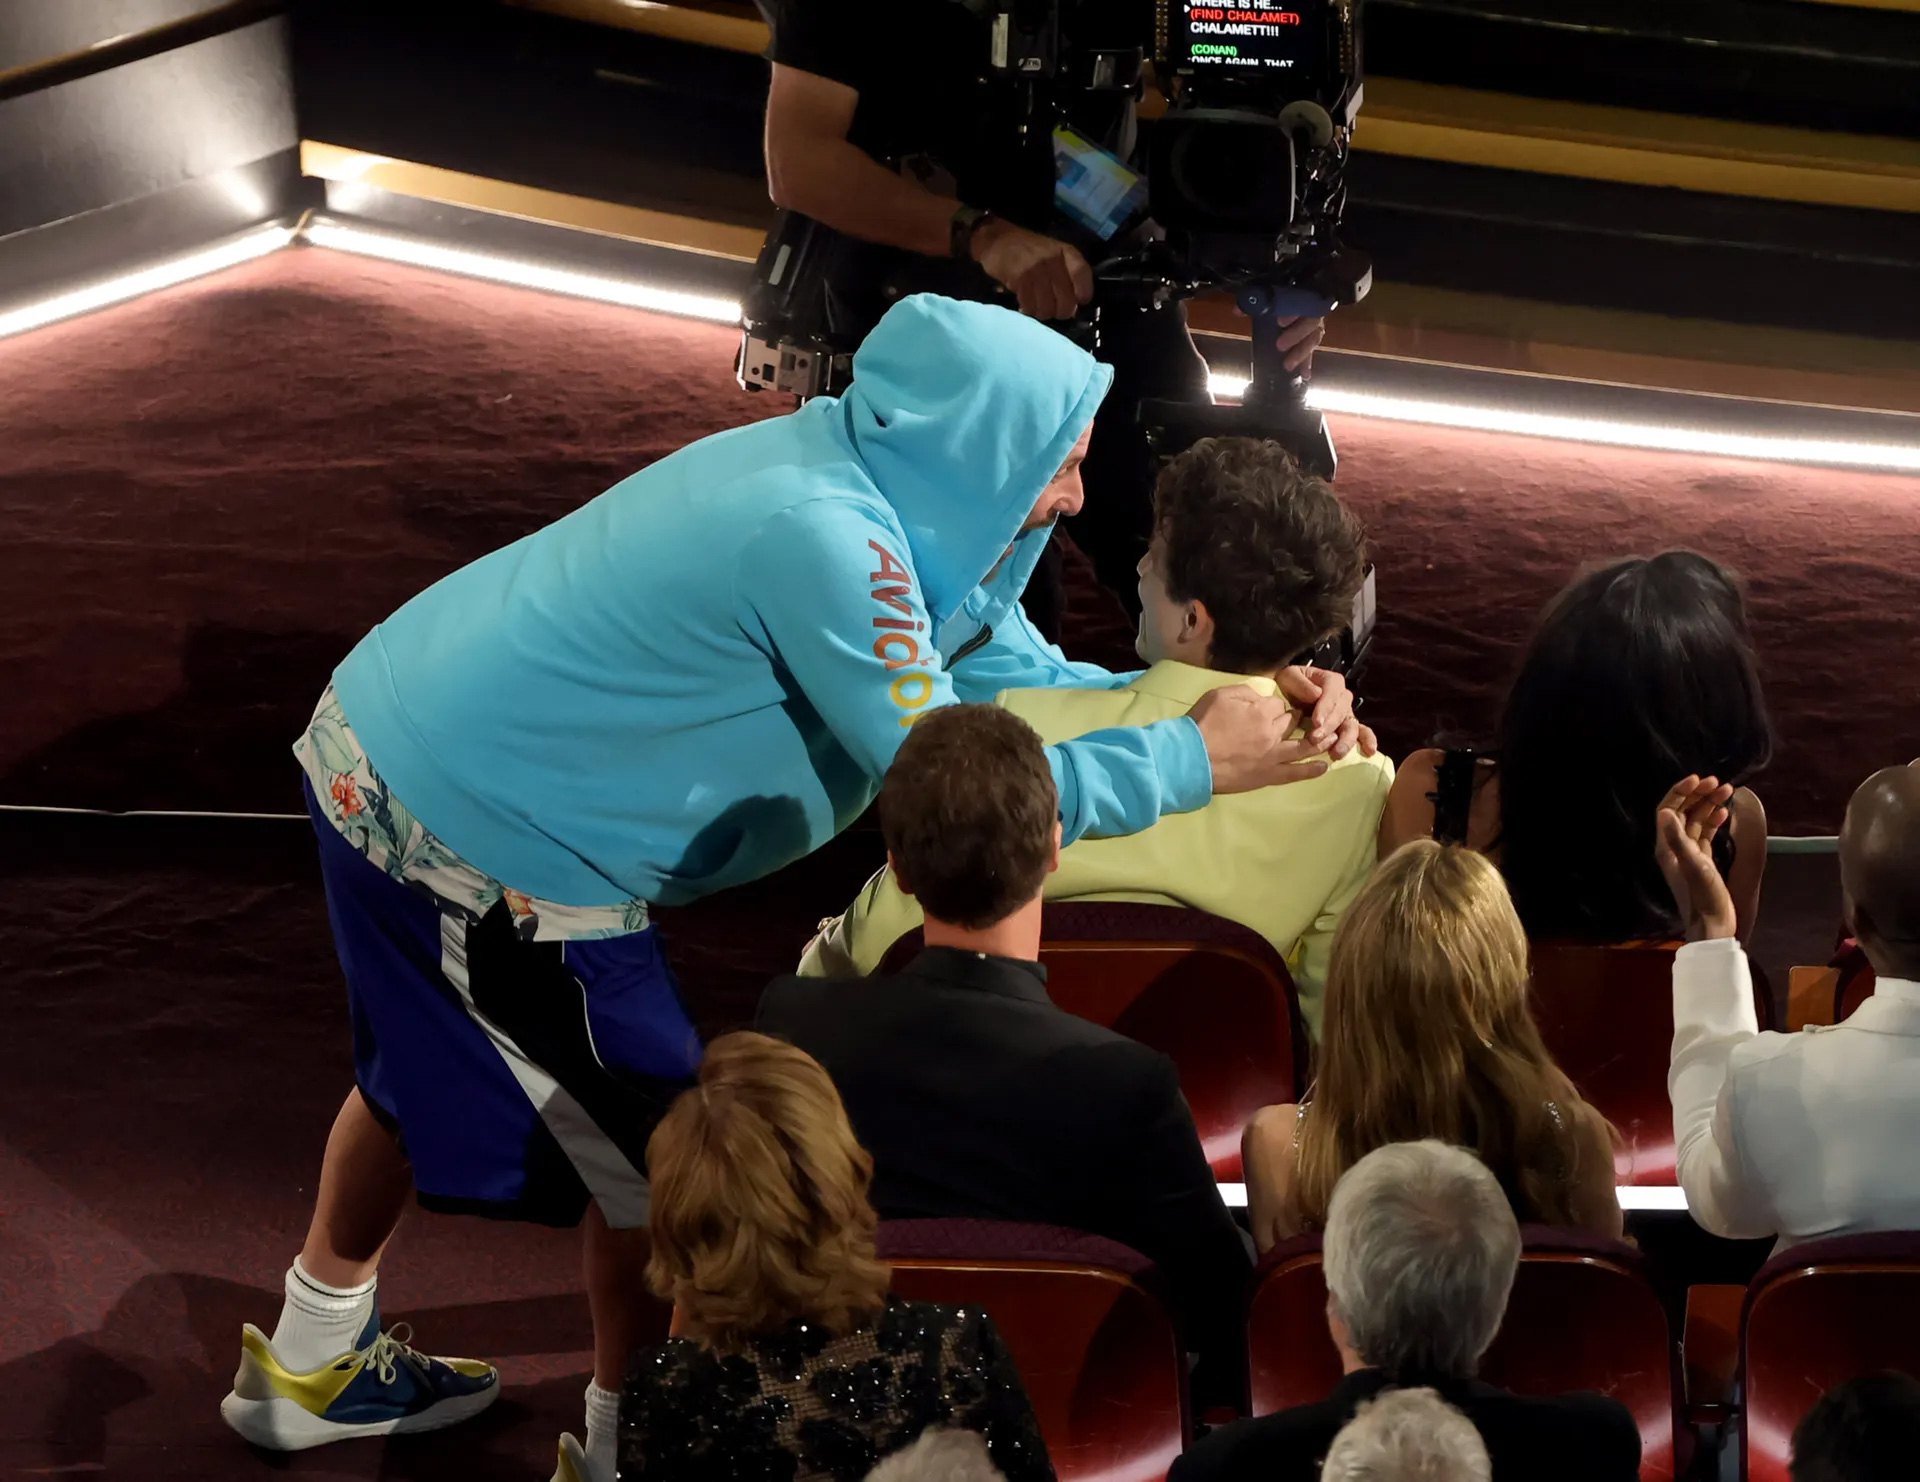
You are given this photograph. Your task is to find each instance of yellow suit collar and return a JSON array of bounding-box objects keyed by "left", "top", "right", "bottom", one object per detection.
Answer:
[{"left": 1124, "top": 660, "right": 1281, "bottom": 706}]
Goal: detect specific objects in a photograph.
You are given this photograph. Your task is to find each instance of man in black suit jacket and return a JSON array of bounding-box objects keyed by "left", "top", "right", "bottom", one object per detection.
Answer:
[
  {"left": 759, "top": 703, "right": 1252, "bottom": 1400},
  {"left": 1170, "top": 1141, "right": 1641, "bottom": 1482}
]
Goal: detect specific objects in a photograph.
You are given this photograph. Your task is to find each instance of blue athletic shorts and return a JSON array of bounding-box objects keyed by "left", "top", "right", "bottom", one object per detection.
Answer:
[{"left": 305, "top": 779, "right": 702, "bottom": 1229}]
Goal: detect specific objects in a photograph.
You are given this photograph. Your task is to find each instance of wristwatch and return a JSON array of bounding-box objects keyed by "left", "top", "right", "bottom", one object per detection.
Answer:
[{"left": 950, "top": 204, "right": 995, "bottom": 261}]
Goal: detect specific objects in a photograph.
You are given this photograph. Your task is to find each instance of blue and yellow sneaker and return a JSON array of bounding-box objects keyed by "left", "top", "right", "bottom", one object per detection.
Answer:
[
  {"left": 220, "top": 1311, "right": 499, "bottom": 1450},
  {"left": 550, "top": 1431, "right": 590, "bottom": 1482}
]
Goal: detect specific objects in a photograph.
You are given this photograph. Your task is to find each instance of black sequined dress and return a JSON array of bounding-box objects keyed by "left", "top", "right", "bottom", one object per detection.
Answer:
[{"left": 617, "top": 1296, "right": 1055, "bottom": 1482}]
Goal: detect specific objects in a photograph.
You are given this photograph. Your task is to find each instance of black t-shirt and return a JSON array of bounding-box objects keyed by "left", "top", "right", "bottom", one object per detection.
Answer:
[
  {"left": 755, "top": 0, "right": 998, "bottom": 188},
  {"left": 755, "top": 0, "right": 1153, "bottom": 227}
]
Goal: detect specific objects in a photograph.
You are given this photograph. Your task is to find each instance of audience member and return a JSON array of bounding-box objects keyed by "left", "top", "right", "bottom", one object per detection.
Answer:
[
  {"left": 616, "top": 1032, "right": 1053, "bottom": 1482},
  {"left": 1790, "top": 1372, "right": 1920, "bottom": 1482},
  {"left": 1243, "top": 843, "right": 1620, "bottom": 1250},
  {"left": 1662, "top": 764, "right": 1920, "bottom": 1244},
  {"left": 760, "top": 703, "right": 1252, "bottom": 1401},
  {"left": 866, "top": 1429, "right": 1009, "bottom": 1482},
  {"left": 1380, "top": 550, "right": 1772, "bottom": 942},
  {"left": 1319, "top": 1389, "right": 1491, "bottom": 1482},
  {"left": 1174, "top": 1142, "right": 1640, "bottom": 1482},
  {"left": 802, "top": 436, "right": 1390, "bottom": 1033}
]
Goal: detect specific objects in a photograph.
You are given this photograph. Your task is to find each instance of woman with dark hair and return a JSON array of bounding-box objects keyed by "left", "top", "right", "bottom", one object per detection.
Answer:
[{"left": 1379, "top": 551, "right": 1773, "bottom": 942}]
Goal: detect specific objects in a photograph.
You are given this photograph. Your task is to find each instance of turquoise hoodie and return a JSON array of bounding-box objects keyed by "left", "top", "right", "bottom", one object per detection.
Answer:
[{"left": 329, "top": 295, "right": 1213, "bottom": 908}]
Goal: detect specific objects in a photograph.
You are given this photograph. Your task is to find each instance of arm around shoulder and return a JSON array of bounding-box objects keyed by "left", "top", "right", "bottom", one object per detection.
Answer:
[
  {"left": 1046, "top": 715, "right": 1212, "bottom": 846},
  {"left": 947, "top": 599, "right": 1123, "bottom": 700},
  {"left": 743, "top": 505, "right": 958, "bottom": 784}
]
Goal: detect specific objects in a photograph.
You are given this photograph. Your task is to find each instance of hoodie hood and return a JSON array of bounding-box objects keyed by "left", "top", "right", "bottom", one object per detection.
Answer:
[{"left": 839, "top": 295, "right": 1113, "bottom": 632}]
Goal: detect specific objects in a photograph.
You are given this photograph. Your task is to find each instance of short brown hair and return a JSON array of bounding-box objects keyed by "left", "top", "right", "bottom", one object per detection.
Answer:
[
  {"left": 878, "top": 703, "right": 1056, "bottom": 929},
  {"left": 645, "top": 1032, "right": 892, "bottom": 1352},
  {"left": 1152, "top": 436, "right": 1367, "bottom": 674}
]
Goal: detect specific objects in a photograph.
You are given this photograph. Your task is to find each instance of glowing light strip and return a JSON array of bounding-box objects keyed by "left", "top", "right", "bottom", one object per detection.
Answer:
[
  {"left": 1206, "top": 372, "right": 1920, "bottom": 473},
  {"left": 10, "top": 215, "right": 1903, "bottom": 484},
  {"left": 1616, "top": 1185, "right": 1690, "bottom": 1211},
  {"left": 0, "top": 225, "right": 294, "bottom": 341},
  {"left": 303, "top": 221, "right": 743, "bottom": 324},
  {"left": 1218, "top": 1182, "right": 1688, "bottom": 1211}
]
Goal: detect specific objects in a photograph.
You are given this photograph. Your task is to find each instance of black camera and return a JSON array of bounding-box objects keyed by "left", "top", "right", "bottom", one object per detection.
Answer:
[
  {"left": 742, "top": 0, "right": 1368, "bottom": 430},
  {"left": 737, "top": 0, "right": 1375, "bottom": 670},
  {"left": 992, "top": 0, "right": 1371, "bottom": 475}
]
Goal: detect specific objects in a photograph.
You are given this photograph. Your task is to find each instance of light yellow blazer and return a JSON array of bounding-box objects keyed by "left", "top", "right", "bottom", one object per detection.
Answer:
[{"left": 798, "top": 660, "right": 1393, "bottom": 1036}]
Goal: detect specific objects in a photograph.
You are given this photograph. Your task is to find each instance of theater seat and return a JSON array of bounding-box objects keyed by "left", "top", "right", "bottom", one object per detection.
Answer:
[
  {"left": 1528, "top": 941, "right": 1683, "bottom": 1185},
  {"left": 1832, "top": 941, "right": 1878, "bottom": 1023},
  {"left": 1247, "top": 1228, "right": 1680, "bottom": 1480},
  {"left": 877, "top": 1219, "right": 1188, "bottom": 1482},
  {"left": 1741, "top": 1231, "right": 1920, "bottom": 1482},
  {"left": 880, "top": 902, "right": 1307, "bottom": 1179}
]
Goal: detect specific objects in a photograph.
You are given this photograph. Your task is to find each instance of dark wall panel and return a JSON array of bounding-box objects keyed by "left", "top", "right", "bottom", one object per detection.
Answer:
[
  {"left": 0, "top": 16, "right": 293, "bottom": 240},
  {"left": 0, "top": 0, "right": 219, "bottom": 76}
]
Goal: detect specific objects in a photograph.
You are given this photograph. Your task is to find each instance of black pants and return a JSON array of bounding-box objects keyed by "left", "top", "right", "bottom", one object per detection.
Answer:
[
  {"left": 827, "top": 246, "right": 1211, "bottom": 640},
  {"left": 1034, "top": 298, "right": 1211, "bottom": 639}
]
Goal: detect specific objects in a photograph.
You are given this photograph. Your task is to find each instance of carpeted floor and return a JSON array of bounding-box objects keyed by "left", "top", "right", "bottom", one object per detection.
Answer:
[
  {"left": 3, "top": 246, "right": 1917, "bottom": 827},
  {"left": 1, "top": 246, "right": 1915, "bottom": 1478},
  {"left": 0, "top": 814, "right": 609, "bottom": 1480}
]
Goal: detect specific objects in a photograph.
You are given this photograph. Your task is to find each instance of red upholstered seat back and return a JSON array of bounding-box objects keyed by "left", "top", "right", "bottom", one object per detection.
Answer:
[
  {"left": 1741, "top": 1231, "right": 1920, "bottom": 1482},
  {"left": 879, "top": 902, "right": 1306, "bottom": 1180},
  {"left": 1527, "top": 941, "right": 1682, "bottom": 1185},
  {"left": 877, "top": 1219, "right": 1188, "bottom": 1482},
  {"left": 1246, "top": 1228, "right": 1679, "bottom": 1480}
]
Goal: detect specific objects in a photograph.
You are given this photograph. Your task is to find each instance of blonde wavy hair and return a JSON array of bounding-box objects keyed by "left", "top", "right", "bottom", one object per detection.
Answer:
[
  {"left": 1294, "top": 841, "right": 1613, "bottom": 1230},
  {"left": 646, "top": 1032, "right": 893, "bottom": 1353}
]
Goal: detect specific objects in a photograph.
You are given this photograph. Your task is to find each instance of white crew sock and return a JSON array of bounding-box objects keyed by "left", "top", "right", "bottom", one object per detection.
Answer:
[
  {"left": 268, "top": 1258, "right": 379, "bottom": 1373},
  {"left": 582, "top": 1380, "right": 622, "bottom": 1482}
]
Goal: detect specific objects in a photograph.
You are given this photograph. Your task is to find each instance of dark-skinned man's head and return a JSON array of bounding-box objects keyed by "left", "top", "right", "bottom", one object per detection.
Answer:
[{"left": 1840, "top": 761, "right": 1920, "bottom": 982}]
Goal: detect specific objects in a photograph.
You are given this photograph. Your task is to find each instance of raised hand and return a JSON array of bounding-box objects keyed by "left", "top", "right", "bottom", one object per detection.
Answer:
[{"left": 1654, "top": 774, "right": 1738, "bottom": 942}]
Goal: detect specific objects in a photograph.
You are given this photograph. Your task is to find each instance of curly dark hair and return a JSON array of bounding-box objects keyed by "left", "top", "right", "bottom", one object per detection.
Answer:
[{"left": 1152, "top": 437, "right": 1368, "bottom": 674}]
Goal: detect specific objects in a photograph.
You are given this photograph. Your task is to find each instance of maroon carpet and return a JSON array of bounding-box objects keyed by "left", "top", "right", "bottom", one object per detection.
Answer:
[
  {"left": 3, "top": 246, "right": 1917, "bottom": 827},
  {"left": 1, "top": 246, "right": 1915, "bottom": 1478}
]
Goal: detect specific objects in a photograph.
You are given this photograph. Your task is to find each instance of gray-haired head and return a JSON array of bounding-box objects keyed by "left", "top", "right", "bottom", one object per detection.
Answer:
[
  {"left": 1321, "top": 1388, "right": 1492, "bottom": 1482},
  {"left": 865, "top": 1428, "right": 1007, "bottom": 1482},
  {"left": 1322, "top": 1140, "right": 1521, "bottom": 1379}
]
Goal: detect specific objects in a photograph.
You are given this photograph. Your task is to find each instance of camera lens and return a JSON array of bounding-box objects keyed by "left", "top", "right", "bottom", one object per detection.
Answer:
[{"left": 1159, "top": 113, "right": 1294, "bottom": 229}]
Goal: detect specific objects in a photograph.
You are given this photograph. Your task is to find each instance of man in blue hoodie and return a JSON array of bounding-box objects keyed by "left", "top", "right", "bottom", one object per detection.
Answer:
[{"left": 223, "top": 295, "right": 1362, "bottom": 1479}]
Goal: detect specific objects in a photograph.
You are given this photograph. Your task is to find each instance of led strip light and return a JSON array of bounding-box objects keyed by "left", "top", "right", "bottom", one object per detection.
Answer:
[
  {"left": 6, "top": 218, "right": 1915, "bottom": 476},
  {"left": 1217, "top": 1182, "right": 1687, "bottom": 1212},
  {"left": 1208, "top": 372, "right": 1920, "bottom": 473},
  {"left": 302, "top": 220, "right": 743, "bottom": 324},
  {"left": 0, "top": 224, "right": 294, "bottom": 340}
]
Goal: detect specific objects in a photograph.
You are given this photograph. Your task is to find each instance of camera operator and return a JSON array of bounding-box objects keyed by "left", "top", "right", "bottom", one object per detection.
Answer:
[{"left": 752, "top": 0, "right": 1325, "bottom": 631}]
